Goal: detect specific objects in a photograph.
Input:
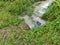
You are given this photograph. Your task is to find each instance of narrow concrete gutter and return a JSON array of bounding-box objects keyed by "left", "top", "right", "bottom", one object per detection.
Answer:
[
  {"left": 18, "top": 0, "right": 55, "bottom": 29},
  {"left": 33, "top": 0, "right": 55, "bottom": 17}
]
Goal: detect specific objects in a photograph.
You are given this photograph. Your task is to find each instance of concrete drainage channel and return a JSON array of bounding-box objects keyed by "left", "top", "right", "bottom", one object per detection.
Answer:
[{"left": 19, "top": 0, "right": 54, "bottom": 29}]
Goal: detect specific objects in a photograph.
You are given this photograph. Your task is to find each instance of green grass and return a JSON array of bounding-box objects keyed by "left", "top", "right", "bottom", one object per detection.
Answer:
[
  {"left": 42, "top": 0, "right": 60, "bottom": 21},
  {"left": 24, "top": 16, "right": 60, "bottom": 45},
  {"left": 0, "top": 0, "right": 60, "bottom": 45},
  {"left": 0, "top": 16, "right": 60, "bottom": 45},
  {"left": 0, "top": 0, "right": 40, "bottom": 28},
  {"left": 0, "top": 10, "right": 22, "bottom": 28}
]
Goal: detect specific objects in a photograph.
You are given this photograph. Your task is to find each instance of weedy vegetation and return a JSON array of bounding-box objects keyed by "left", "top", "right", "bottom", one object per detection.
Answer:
[{"left": 0, "top": 0, "right": 60, "bottom": 45}]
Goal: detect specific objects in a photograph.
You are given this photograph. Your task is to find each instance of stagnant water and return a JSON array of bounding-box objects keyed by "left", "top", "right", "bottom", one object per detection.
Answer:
[{"left": 19, "top": 0, "right": 55, "bottom": 29}]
